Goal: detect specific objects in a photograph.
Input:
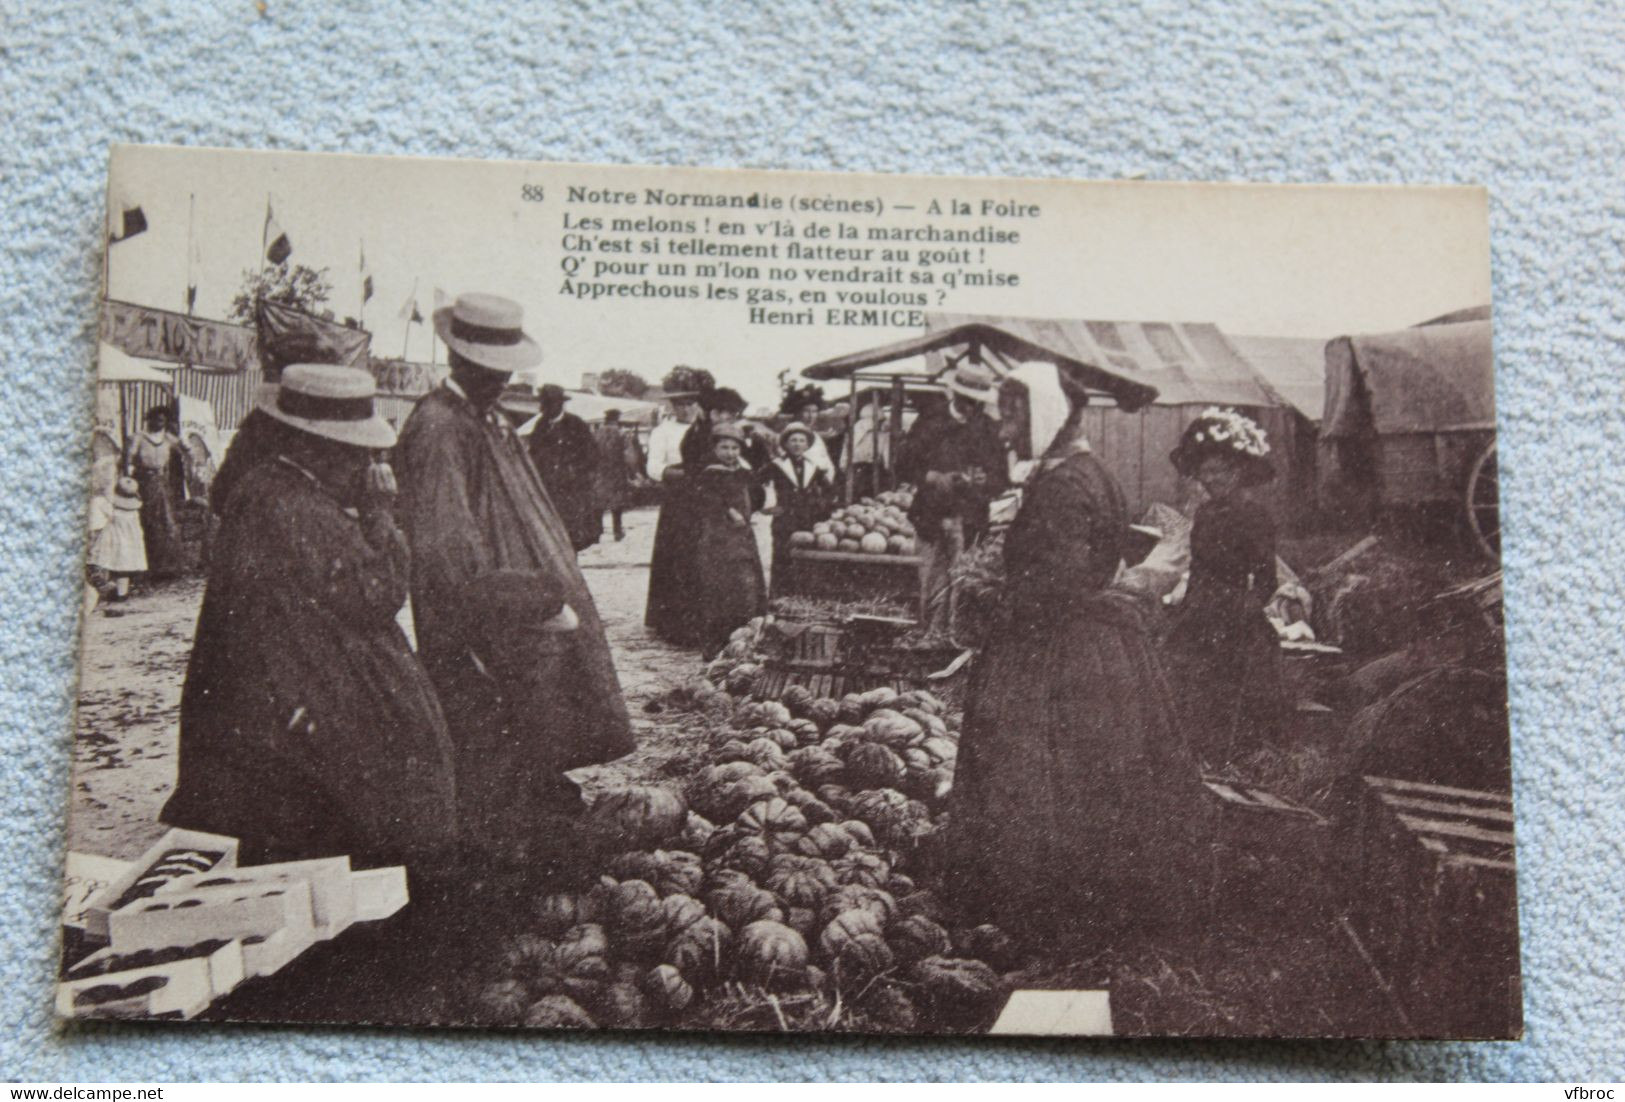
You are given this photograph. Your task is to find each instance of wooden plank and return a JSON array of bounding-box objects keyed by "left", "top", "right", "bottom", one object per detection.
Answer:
[
  {"left": 791, "top": 550, "right": 923, "bottom": 568},
  {"left": 1377, "top": 792, "right": 1515, "bottom": 824},
  {"left": 1396, "top": 814, "right": 1515, "bottom": 848},
  {"left": 1247, "top": 789, "right": 1299, "bottom": 811},
  {"left": 1364, "top": 775, "right": 1511, "bottom": 806},
  {"left": 1442, "top": 852, "right": 1517, "bottom": 874}
]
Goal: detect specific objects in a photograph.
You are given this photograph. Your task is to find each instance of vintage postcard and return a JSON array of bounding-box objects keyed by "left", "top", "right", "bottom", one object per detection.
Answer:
[{"left": 65, "top": 144, "right": 1517, "bottom": 1038}]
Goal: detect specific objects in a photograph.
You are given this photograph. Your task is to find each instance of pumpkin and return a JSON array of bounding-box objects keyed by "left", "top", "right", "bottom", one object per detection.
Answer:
[
  {"left": 557, "top": 922, "right": 611, "bottom": 964},
  {"left": 533, "top": 891, "right": 597, "bottom": 937},
  {"left": 886, "top": 534, "right": 914, "bottom": 555},
  {"left": 859, "top": 532, "right": 888, "bottom": 555},
  {"left": 959, "top": 924, "right": 1022, "bottom": 971},
  {"left": 831, "top": 849, "right": 892, "bottom": 890},
  {"left": 823, "top": 723, "right": 867, "bottom": 747},
  {"left": 847, "top": 788, "right": 931, "bottom": 847},
  {"left": 658, "top": 893, "right": 708, "bottom": 939},
  {"left": 592, "top": 981, "right": 648, "bottom": 1028},
  {"left": 817, "top": 883, "right": 898, "bottom": 927},
  {"left": 885, "top": 873, "right": 916, "bottom": 898},
  {"left": 816, "top": 784, "right": 855, "bottom": 812},
  {"left": 763, "top": 853, "right": 839, "bottom": 909},
  {"left": 862, "top": 709, "right": 924, "bottom": 749},
  {"left": 735, "top": 797, "right": 808, "bottom": 852},
  {"left": 758, "top": 728, "right": 797, "bottom": 752},
  {"left": 904, "top": 709, "right": 950, "bottom": 741},
  {"left": 894, "top": 689, "right": 944, "bottom": 714},
  {"left": 742, "top": 737, "right": 789, "bottom": 773},
  {"left": 665, "top": 915, "right": 734, "bottom": 986},
  {"left": 897, "top": 890, "right": 949, "bottom": 923},
  {"left": 755, "top": 700, "right": 793, "bottom": 727},
  {"left": 701, "top": 865, "right": 755, "bottom": 895},
  {"left": 908, "top": 956, "right": 1002, "bottom": 1015},
  {"left": 862, "top": 983, "right": 919, "bottom": 1031},
  {"left": 675, "top": 812, "right": 716, "bottom": 852},
  {"left": 641, "top": 964, "right": 694, "bottom": 1013},
  {"left": 817, "top": 908, "right": 894, "bottom": 980},
  {"left": 845, "top": 742, "right": 907, "bottom": 790},
  {"left": 725, "top": 663, "right": 763, "bottom": 695},
  {"left": 919, "top": 736, "right": 958, "bottom": 765},
  {"left": 686, "top": 766, "right": 778, "bottom": 822},
  {"left": 716, "top": 833, "right": 774, "bottom": 878},
  {"left": 838, "top": 818, "right": 876, "bottom": 849},
  {"left": 887, "top": 914, "right": 953, "bottom": 967},
  {"left": 705, "top": 881, "right": 784, "bottom": 928},
  {"left": 586, "top": 786, "right": 689, "bottom": 848},
  {"left": 814, "top": 532, "right": 839, "bottom": 550},
  {"left": 920, "top": 766, "right": 954, "bottom": 802},
  {"left": 836, "top": 538, "right": 862, "bottom": 553},
  {"left": 789, "top": 530, "right": 816, "bottom": 548},
  {"left": 502, "top": 932, "right": 557, "bottom": 977},
  {"left": 805, "top": 698, "right": 841, "bottom": 729},
  {"left": 792, "top": 821, "right": 859, "bottom": 860},
  {"left": 785, "top": 717, "right": 823, "bottom": 746},
  {"left": 811, "top": 521, "right": 833, "bottom": 536},
  {"left": 837, "top": 694, "right": 869, "bottom": 725},
  {"left": 476, "top": 978, "right": 530, "bottom": 1024},
  {"left": 782, "top": 789, "right": 839, "bottom": 825},
  {"left": 783, "top": 906, "right": 817, "bottom": 938},
  {"left": 523, "top": 994, "right": 598, "bottom": 1029},
  {"left": 593, "top": 881, "right": 663, "bottom": 941},
  {"left": 780, "top": 684, "right": 815, "bottom": 716},
  {"left": 859, "top": 687, "right": 900, "bottom": 710},
  {"left": 736, "top": 919, "right": 811, "bottom": 987},
  {"left": 787, "top": 747, "right": 844, "bottom": 787},
  {"left": 708, "top": 739, "right": 754, "bottom": 766}
]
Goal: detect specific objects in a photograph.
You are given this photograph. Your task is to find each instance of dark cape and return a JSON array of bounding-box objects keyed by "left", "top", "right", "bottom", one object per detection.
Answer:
[
  {"left": 908, "top": 410, "right": 1007, "bottom": 546},
  {"left": 527, "top": 410, "right": 602, "bottom": 552},
  {"left": 1164, "top": 494, "right": 1285, "bottom": 766},
  {"left": 689, "top": 462, "right": 768, "bottom": 657},
  {"left": 161, "top": 458, "right": 458, "bottom": 869},
  {"left": 943, "top": 451, "right": 1209, "bottom": 945},
  {"left": 644, "top": 418, "right": 720, "bottom": 645},
  {"left": 396, "top": 387, "right": 633, "bottom": 858}
]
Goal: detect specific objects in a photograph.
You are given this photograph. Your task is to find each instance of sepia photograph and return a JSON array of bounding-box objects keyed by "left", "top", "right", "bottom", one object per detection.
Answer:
[{"left": 61, "top": 144, "right": 1517, "bottom": 1039}]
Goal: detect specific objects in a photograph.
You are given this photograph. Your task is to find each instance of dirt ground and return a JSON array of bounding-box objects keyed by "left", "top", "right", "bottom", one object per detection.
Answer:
[{"left": 66, "top": 505, "right": 759, "bottom": 862}]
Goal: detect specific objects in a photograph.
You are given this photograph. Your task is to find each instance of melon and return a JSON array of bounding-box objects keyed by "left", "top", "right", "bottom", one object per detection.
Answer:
[
  {"left": 789, "top": 531, "right": 816, "bottom": 548},
  {"left": 859, "top": 532, "right": 888, "bottom": 555},
  {"left": 814, "top": 532, "right": 839, "bottom": 551},
  {"left": 837, "top": 539, "right": 862, "bottom": 553}
]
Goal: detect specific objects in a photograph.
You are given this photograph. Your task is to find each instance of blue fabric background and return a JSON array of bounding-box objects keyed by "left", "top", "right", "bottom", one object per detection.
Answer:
[{"left": 3, "top": 0, "right": 1621, "bottom": 1082}]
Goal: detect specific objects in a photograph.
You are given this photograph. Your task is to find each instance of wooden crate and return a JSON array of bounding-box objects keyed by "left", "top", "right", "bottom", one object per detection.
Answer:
[
  {"left": 1352, "top": 775, "right": 1521, "bottom": 1038},
  {"left": 785, "top": 549, "right": 926, "bottom": 620},
  {"left": 1202, "top": 778, "right": 1331, "bottom": 927}
]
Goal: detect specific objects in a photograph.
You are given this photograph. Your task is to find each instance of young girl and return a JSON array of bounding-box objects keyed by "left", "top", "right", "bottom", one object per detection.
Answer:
[
  {"left": 761, "top": 421, "right": 833, "bottom": 595},
  {"left": 87, "top": 476, "right": 148, "bottom": 601},
  {"left": 688, "top": 421, "right": 767, "bottom": 657}
]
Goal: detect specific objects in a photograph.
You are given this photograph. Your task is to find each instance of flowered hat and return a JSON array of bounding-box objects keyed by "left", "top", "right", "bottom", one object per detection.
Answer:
[
  {"left": 1169, "top": 407, "right": 1275, "bottom": 485},
  {"left": 113, "top": 476, "right": 142, "bottom": 510}
]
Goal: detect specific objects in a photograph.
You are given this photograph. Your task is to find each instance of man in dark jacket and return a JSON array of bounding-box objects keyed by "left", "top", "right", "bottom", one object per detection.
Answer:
[{"left": 527, "top": 384, "right": 601, "bottom": 552}]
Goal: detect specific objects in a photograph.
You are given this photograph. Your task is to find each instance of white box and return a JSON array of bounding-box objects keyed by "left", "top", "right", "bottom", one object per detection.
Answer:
[
  {"left": 56, "top": 940, "right": 246, "bottom": 1020},
  {"left": 109, "top": 877, "right": 314, "bottom": 956},
  {"left": 351, "top": 866, "right": 409, "bottom": 922},
  {"left": 159, "top": 856, "right": 355, "bottom": 940},
  {"left": 64, "top": 937, "right": 246, "bottom": 1000},
  {"left": 80, "top": 829, "right": 239, "bottom": 941},
  {"left": 239, "top": 923, "right": 319, "bottom": 978}
]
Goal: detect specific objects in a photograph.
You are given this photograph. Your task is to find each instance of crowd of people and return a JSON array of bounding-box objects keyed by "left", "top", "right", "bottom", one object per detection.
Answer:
[{"left": 102, "top": 288, "right": 1286, "bottom": 963}]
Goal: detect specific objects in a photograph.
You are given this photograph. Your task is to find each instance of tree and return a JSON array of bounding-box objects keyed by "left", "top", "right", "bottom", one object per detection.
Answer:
[
  {"left": 228, "top": 263, "right": 334, "bottom": 324},
  {"left": 662, "top": 365, "right": 715, "bottom": 396},
  {"left": 598, "top": 368, "right": 651, "bottom": 399}
]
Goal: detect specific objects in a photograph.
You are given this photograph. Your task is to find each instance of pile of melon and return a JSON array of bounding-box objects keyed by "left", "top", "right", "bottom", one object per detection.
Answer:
[{"left": 789, "top": 488, "right": 918, "bottom": 557}]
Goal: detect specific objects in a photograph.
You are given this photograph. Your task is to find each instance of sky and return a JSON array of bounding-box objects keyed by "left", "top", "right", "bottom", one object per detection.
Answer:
[{"left": 104, "top": 145, "right": 1492, "bottom": 409}]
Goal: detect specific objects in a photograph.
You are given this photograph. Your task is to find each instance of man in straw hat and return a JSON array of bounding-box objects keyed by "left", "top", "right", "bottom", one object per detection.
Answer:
[
  {"left": 162, "top": 364, "right": 458, "bottom": 872},
  {"left": 396, "top": 293, "right": 632, "bottom": 866}
]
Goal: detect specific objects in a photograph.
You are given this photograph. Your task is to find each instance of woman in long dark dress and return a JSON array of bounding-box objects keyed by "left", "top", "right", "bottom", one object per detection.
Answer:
[
  {"left": 124, "top": 406, "right": 186, "bottom": 577},
  {"left": 760, "top": 421, "right": 832, "bottom": 595},
  {"left": 1163, "top": 409, "right": 1285, "bottom": 768},
  {"left": 944, "top": 364, "right": 1208, "bottom": 947},
  {"left": 688, "top": 421, "right": 768, "bottom": 658}
]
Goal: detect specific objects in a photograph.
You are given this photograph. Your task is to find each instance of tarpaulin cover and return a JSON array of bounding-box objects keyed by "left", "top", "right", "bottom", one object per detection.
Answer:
[{"left": 1321, "top": 319, "right": 1495, "bottom": 439}]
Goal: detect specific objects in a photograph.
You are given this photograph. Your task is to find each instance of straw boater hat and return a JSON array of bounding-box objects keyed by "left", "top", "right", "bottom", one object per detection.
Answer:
[
  {"left": 778, "top": 421, "right": 816, "bottom": 449},
  {"left": 257, "top": 364, "right": 397, "bottom": 450},
  {"left": 947, "top": 361, "right": 999, "bottom": 405},
  {"left": 433, "top": 293, "right": 543, "bottom": 373},
  {"left": 709, "top": 421, "right": 748, "bottom": 445},
  {"left": 112, "top": 476, "right": 142, "bottom": 510}
]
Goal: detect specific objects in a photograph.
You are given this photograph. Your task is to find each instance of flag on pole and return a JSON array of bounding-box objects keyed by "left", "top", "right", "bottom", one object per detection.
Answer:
[
  {"left": 186, "top": 233, "right": 202, "bottom": 314},
  {"left": 264, "top": 203, "right": 292, "bottom": 265},
  {"left": 398, "top": 286, "right": 422, "bottom": 324},
  {"left": 360, "top": 242, "right": 373, "bottom": 304},
  {"left": 109, "top": 200, "right": 147, "bottom": 243}
]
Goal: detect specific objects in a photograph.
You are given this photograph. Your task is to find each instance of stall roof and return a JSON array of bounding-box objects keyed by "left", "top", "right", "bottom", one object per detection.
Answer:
[
  {"left": 505, "top": 388, "right": 661, "bottom": 427},
  {"left": 801, "top": 322, "right": 1159, "bottom": 411},
  {"left": 924, "top": 313, "right": 1291, "bottom": 410},
  {"left": 1228, "top": 335, "right": 1329, "bottom": 421},
  {"left": 1321, "top": 319, "right": 1495, "bottom": 439},
  {"left": 97, "top": 342, "right": 177, "bottom": 385}
]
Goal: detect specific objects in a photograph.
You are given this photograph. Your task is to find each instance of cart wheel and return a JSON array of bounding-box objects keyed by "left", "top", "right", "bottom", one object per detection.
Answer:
[{"left": 1465, "top": 441, "right": 1500, "bottom": 559}]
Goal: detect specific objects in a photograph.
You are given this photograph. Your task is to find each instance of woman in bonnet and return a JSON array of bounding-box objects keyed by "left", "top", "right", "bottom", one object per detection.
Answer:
[
  {"left": 944, "top": 363, "right": 1208, "bottom": 947},
  {"left": 1164, "top": 408, "right": 1284, "bottom": 767}
]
